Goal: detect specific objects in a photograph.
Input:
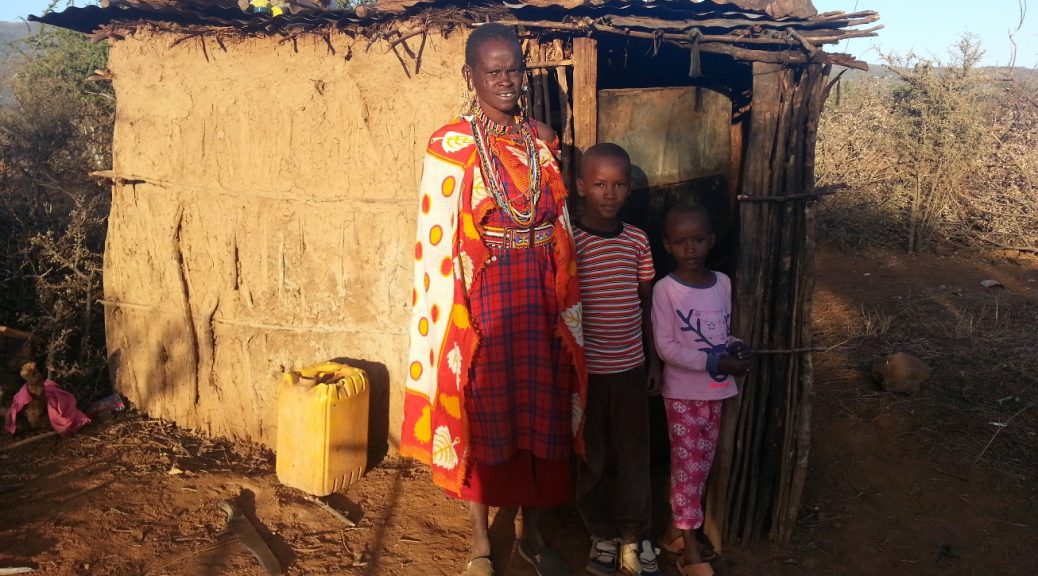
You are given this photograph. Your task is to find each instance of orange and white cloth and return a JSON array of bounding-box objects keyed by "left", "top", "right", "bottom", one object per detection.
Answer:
[{"left": 400, "top": 117, "right": 587, "bottom": 494}]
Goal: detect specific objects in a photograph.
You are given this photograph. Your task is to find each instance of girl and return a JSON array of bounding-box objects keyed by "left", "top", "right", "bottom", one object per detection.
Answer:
[
  {"left": 400, "top": 24, "right": 586, "bottom": 576},
  {"left": 651, "top": 203, "right": 752, "bottom": 576}
]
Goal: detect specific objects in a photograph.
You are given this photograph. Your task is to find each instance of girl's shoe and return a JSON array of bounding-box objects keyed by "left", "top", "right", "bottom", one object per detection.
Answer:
[
  {"left": 660, "top": 534, "right": 718, "bottom": 561},
  {"left": 676, "top": 556, "right": 714, "bottom": 576}
]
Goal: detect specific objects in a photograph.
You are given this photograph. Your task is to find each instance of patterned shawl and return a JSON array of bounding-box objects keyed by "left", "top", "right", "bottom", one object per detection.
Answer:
[{"left": 400, "top": 116, "right": 587, "bottom": 493}]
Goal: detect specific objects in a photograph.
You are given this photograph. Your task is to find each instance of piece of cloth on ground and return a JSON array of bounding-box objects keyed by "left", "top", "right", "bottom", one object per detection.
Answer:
[
  {"left": 576, "top": 366, "right": 652, "bottom": 540},
  {"left": 5, "top": 380, "right": 91, "bottom": 436}
]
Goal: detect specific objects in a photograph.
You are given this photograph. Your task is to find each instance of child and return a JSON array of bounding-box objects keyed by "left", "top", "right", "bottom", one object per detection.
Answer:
[
  {"left": 573, "top": 143, "right": 662, "bottom": 576},
  {"left": 651, "top": 203, "right": 752, "bottom": 576}
]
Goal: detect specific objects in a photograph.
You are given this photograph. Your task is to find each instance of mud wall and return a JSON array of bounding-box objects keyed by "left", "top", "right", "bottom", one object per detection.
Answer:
[{"left": 104, "top": 30, "right": 464, "bottom": 451}]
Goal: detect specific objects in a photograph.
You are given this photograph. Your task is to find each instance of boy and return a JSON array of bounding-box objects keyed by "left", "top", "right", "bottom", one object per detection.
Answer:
[{"left": 573, "top": 143, "right": 662, "bottom": 576}]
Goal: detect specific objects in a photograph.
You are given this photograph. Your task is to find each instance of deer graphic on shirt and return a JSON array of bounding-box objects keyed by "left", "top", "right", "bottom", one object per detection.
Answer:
[{"left": 676, "top": 308, "right": 731, "bottom": 382}]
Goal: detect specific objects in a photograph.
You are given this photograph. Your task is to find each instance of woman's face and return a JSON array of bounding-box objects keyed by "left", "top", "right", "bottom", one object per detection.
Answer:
[{"left": 464, "top": 37, "right": 525, "bottom": 124}]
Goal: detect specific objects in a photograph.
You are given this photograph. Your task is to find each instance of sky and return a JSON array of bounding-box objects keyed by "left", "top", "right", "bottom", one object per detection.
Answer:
[{"left": 1, "top": 0, "right": 1035, "bottom": 67}]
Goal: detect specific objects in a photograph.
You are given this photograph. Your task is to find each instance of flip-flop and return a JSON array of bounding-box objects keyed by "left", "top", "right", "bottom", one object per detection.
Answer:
[
  {"left": 660, "top": 534, "right": 684, "bottom": 554},
  {"left": 676, "top": 556, "right": 715, "bottom": 576},
  {"left": 517, "top": 542, "right": 568, "bottom": 576},
  {"left": 462, "top": 555, "right": 494, "bottom": 576},
  {"left": 660, "top": 535, "right": 719, "bottom": 561}
]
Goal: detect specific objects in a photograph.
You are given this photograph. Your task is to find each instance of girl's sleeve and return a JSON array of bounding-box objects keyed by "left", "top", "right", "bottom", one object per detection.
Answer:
[
  {"left": 652, "top": 283, "right": 715, "bottom": 372},
  {"left": 718, "top": 272, "right": 743, "bottom": 346}
]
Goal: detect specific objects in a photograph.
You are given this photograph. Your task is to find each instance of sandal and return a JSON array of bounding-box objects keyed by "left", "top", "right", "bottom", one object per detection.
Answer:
[
  {"left": 660, "top": 535, "right": 719, "bottom": 561},
  {"left": 463, "top": 556, "right": 494, "bottom": 576},
  {"left": 462, "top": 556, "right": 494, "bottom": 572},
  {"left": 660, "top": 534, "right": 684, "bottom": 554},
  {"left": 677, "top": 556, "right": 715, "bottom": 576},
  {"left": 517, "top": 542, "right": 568, "bottom": 576}
]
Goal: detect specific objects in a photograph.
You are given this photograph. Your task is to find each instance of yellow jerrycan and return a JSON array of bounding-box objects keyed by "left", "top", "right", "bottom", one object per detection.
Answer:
[{"left": 276, "top": 361, "right": 369, "bottom": 496}]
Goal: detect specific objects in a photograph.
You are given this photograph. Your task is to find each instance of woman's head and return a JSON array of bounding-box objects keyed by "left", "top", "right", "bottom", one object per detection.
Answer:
[{"left": 463, "top": 23, "right": 525, "bottom": 124}]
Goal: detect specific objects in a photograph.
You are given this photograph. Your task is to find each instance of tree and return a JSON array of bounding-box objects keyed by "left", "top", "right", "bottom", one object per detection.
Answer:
[{"left": 0, "top": 22, "right": 113, "bottom": 399}]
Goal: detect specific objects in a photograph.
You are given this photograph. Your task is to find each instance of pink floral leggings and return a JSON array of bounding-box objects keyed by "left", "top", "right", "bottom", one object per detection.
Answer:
[{"left": 664, "top": 398, "right": 723, "bottom": 531}]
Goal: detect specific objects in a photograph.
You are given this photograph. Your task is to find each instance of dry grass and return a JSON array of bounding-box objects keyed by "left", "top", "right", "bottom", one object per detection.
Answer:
[{"left": 815, "top": 280, "right": 1038, "bottom": 480}]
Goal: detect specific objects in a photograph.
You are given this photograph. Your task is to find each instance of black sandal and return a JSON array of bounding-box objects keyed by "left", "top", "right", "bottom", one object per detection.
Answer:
[{"left": 517, "top": 542, "right": 568, "bottom": 576}]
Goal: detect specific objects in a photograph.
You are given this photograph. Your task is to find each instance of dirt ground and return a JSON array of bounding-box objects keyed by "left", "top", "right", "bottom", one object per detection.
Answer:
[{"left": 3, "top": 246, "right": 1036, "bottom": 576}]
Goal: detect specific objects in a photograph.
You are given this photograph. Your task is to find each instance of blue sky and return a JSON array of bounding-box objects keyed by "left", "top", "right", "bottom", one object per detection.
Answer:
[{"left": 2, "top": 0, "right": 1036, "bottom": 67}]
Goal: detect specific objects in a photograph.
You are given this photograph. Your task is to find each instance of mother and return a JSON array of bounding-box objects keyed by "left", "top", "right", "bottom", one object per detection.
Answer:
[{"left": 400, "top": 23, "right": 586, "bottom": 576}]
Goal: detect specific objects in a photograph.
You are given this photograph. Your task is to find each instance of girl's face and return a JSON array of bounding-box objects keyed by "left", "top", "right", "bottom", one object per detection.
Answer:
[
  {"left": 663, "top": 212, "right": 715, "bottom": 275},
  {"left": 463, "top": 38, "right": 525, "bottom": 124}
]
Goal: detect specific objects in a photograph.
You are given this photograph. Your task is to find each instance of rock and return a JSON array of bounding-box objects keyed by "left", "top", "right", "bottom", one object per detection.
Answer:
[{"left": 871, "top": 352, "right": 930, "bottom": 395}]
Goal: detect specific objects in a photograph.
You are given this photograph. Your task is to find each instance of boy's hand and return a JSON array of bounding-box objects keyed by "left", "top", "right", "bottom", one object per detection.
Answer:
[
  {"left": 647, "top": 359, "right": 663, "bottom": 397},
  {"left": 718, "top": 355, "right": 751, "bottom": 377}
]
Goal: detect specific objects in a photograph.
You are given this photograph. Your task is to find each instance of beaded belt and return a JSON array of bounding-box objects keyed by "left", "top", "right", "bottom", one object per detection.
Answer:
[{"left": 483, "top": 223, "right": 555, "bottom": 249}]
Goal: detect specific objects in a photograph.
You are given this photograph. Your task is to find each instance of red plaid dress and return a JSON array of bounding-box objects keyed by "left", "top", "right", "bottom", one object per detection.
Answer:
[
  {"left": 452, "top": 129, "right": 573, "bottom": 506},
  {"left": 402, "top": 117, "right": 586, "bottom": 503}
]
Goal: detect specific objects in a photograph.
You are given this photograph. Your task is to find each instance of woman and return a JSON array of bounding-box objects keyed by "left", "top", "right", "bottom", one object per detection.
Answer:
[{"left": 400, "top": 23, "right": 586, "bottom": 576}]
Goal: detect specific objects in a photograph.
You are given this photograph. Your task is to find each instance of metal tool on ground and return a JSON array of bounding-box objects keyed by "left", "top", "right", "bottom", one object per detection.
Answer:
[
  {"left": 303, "top": 494, "right": 356, "bottom": 527},
  {"left": 220, "top": 499, "right": 283, "bottom": 576}
]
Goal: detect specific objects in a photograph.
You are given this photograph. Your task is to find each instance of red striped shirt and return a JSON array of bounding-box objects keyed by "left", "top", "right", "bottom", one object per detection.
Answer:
[{"left": 573, "top": 222, "right": 656, "bottom": 374}]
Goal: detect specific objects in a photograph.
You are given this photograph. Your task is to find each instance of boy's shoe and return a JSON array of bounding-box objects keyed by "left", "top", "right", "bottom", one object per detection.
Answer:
[
  {"left": 620, "top": 539, "right": 662, "bottom": 576},
  {"left": 586, "top": 537, "right": 619, "bottom": 576}
]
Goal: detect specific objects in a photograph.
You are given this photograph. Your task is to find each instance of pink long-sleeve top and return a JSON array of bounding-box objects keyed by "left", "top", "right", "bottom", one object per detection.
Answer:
[{"left": 651, "top": 271, "right": 740, "bottom": 401}]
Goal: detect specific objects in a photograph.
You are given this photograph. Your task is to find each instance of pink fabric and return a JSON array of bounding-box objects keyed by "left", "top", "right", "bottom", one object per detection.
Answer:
[
  {"left": 664, "top": 398, "right": 722, "bottom": 531},
  {"left": 5, "top": 380, "right": 91, "bottom": 436},
  {"left": 652, "top": 273, "right": 740, "bottom": 401}
]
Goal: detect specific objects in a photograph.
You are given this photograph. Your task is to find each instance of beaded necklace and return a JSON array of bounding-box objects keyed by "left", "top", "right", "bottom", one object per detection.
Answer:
[{"left": 469, "top": 106, "right": 543, "bottom": 228}]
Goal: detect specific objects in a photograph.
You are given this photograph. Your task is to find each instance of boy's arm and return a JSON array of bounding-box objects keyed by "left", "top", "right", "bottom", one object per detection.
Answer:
[
  {"left": 651, "top": 286, "right": 714, "bottom": 372},
  {"left": 639, "top": 280, "right": 662, "bottom": 396}
]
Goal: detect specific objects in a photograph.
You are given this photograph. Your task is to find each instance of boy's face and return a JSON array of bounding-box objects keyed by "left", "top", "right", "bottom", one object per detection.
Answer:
[
  {"left": 577, "top": 155, "right": 631, "bottom": 222},
  {"left": 663, "top": 212, "right": 715, "bottom": 270}
]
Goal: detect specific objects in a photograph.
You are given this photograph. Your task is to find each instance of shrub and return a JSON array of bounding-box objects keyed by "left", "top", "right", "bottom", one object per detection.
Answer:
[
  {"left": 0, "top": 24, "right": 113, "bottom": 400},
  {"left": 816, "top": 36, "right": 1038, "bottom": 253}
]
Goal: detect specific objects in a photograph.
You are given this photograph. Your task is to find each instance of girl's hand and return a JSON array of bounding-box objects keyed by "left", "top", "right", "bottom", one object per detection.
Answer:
[
  {"left": 718, "top": 355, "right": 751, "bottom": 377},
  {"left": 728, "top": 341, "right": 754, "bottom": 361}
]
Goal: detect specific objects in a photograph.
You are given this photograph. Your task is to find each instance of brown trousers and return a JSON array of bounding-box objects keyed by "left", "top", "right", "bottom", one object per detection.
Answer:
[{"left": 575, "top": 366, "right": 652, "bottom": 541}]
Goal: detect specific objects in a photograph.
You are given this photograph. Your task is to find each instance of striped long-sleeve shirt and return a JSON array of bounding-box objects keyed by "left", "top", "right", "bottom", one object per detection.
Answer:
[{"left": 573, "top": 222, "right": 655, "bottom": 375}]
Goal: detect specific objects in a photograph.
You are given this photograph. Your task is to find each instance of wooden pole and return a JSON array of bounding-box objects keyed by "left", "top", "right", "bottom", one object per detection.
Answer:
[
  {"left": 705, "top": 60, "right": 828, "bottom": 548},
  {"left": 527, "top": 37, "right": 543, "bottom": 123},
  {"left": 538, "top": 41, "right": 553, "bottom": 127},
  {"left": 572, "top": 37, "right": 597, "bottom": 151},
  {"left": 553, "top": 38, "right": 575, "bottom": 183}
]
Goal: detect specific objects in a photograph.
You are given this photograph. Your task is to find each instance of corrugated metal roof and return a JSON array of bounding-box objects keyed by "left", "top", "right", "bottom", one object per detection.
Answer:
[
  {"left": 379, "top": 1, "right": 817, "bottom": 19},
  {"left": 29, "top": 0, "right": 876, "bottom": 50}
]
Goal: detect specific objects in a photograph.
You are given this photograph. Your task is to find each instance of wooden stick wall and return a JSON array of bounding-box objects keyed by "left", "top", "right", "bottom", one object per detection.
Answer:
[
  {"left": 705, "top": 61, "right": 832, "bottom": 547},
  {"left": 522, "top": 35, "right": 832, "bottom": 548}
]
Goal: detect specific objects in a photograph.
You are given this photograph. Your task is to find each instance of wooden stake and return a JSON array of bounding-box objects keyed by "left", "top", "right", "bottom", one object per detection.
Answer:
[
  {"left": 572, "top": 37, "right": 597, "bottom": 151},
  {"left": 553, "top": 39, "right": 575, "bottom": 182},
  {"left": 538, "top": 42, "right": 553, "bottom": 127},
  {"left": 1, "top": 431, "right": 60, "bottom": 452}
]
